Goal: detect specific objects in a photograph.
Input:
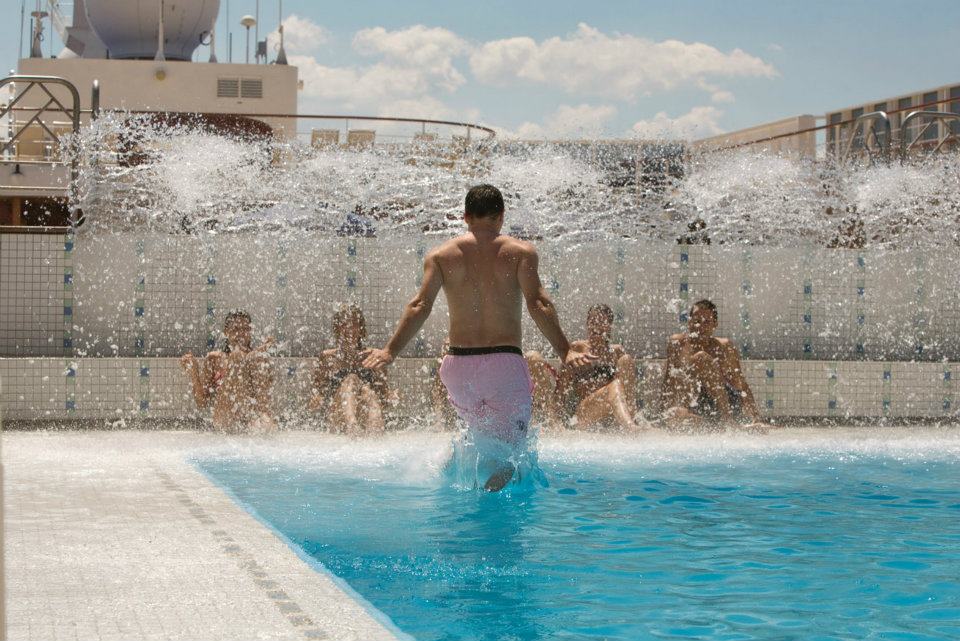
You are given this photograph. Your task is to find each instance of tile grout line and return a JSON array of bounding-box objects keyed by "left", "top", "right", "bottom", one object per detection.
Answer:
[{"left": 152, "top": 468, "right": 332, "bottom": 640}]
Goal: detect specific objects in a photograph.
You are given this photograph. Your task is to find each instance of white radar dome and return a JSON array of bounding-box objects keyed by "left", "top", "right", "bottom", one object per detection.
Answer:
[{"left": 85, "top": 0, "right": 220, "bottom": 61}]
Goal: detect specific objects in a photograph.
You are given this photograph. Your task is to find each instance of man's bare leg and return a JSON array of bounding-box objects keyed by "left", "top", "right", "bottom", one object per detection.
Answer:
[
  {"left": 575, "top": 381, "right": 642, "bottom": 432},
  {"left": 357, "top": 384, "right": 386, "bottom": 434},
  {"left": 484, "top": 464, "right": 516, "bottom": 492},
  {"left": 688, "top": 351, "right": 733, "bottom": 417},
  {"left": 526, "top": 352, "right": 563, "bottom": 431},
  {"left": 330, "top": 374, "right": 361, "bottom": 434},
  {"left": 616, "top": 354, "right": 639, "bottom": 414}
]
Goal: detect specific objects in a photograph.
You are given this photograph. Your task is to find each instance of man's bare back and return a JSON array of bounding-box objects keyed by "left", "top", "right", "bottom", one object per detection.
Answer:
[
  {"left": 362, "top": 184, "right": 592, "bottom": 491},
  {"left": 434, "top": 232, "right": 531, "bottom": 348}
]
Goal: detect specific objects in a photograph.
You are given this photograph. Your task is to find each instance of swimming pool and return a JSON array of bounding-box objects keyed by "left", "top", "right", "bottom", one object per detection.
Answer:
[{"left": 197, "top": 432, "right": 960, "bottom": 641}]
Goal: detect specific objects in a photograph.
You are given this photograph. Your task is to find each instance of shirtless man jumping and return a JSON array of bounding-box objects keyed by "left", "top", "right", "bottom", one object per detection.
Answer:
[
  {"left": 363, "top": 184, "right": 592, "bottom": 491},
  {"left": 660, "top": 299, "right": 767, "bottom": 431}
]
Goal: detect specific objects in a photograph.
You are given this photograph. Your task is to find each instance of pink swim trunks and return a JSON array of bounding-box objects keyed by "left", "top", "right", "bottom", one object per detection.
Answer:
[{"left": 439, "top": 346, "right": 533, "bottom": 446}]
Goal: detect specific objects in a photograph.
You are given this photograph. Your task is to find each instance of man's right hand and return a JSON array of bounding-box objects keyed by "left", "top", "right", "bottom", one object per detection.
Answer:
[{"left": 563, "top": 347, "right": 597, "bottom": 370}]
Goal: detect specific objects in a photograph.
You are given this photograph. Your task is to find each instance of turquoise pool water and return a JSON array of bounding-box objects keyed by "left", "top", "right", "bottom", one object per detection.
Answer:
[{"left": 197, "top": 437, "right": 960, "bottom": 641}]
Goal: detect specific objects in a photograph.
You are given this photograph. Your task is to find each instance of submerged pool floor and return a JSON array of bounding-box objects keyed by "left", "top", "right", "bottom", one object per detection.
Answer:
[{"left": 200, "top": 435, "right": 960, "bottom": 641}]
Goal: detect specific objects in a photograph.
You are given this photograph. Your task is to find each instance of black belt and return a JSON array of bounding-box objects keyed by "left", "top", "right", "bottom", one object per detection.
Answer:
[{"left": 448, "top": 345, "right": 523, "bottom": 356}]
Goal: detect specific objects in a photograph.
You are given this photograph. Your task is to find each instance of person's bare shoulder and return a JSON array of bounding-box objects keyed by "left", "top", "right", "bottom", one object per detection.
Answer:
[{"left": 667, "top": 333, "right": 685, "bottom": 346}]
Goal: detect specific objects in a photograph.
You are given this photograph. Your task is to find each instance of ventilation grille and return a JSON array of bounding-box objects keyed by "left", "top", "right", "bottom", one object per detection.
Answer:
[
  {"left": 240, "top": 78, "right": 263, "bottom": 99},
  {"left": 216, "top": 78, "right": 239, "bottom": 98}
]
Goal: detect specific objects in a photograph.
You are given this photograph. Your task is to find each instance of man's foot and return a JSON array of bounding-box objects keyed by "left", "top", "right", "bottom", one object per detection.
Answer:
[{"left": 484, "top": 464, "right": 516, "bottom": 492}]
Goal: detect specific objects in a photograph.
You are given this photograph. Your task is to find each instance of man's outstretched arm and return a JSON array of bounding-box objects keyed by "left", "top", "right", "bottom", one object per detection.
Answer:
[
  {"left": 363, "top": 251, "right": 443, "bottom": 369},
  {"left": 517, "top": 244, "right": 594, "bottom": 368}
]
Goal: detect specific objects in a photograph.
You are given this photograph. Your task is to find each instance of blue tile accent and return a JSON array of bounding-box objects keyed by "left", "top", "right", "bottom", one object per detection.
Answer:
[
  {"left": 140, "top": 400, "right": 150, "bottom": 411},
  {"left": 857, "top": 314, "right": 865, "bottom": 326},
  {"left": 207, "top": 275, "right": 216, "bottom": 285},
  {"left": 679, "top": 312, "right": 688, "bottom": 323},
  {"left": 140, "top": 367, "right": 150, "bottom": 378},
  {"left": 616, "top": 246, "right": 626, "bottom": 262},
  {"left": 857, "top": 256, "right": 865, "bottom": 268},
  {"left": 287, "top": 366, "right": 297, "bottom": 377},
  {"left": 346, "top": 275, "right": 357, "bottom": 288},
  {"left": 803, "top": 342, "right": 812, "bottom": 354},
  {"left": 766, "top": 368, "right": 774, "bottom": 379},
  {"left": 741, "top": 281, "right": 752, "bottom": 295},
  {"left": 63, "top": 273, "right": 73, "bottom": 285},
  {"left": 765, "top": 399, "right": 774, "bottom": 409},
  {"left": 828, "top": 400, "right": 837, "bottom": 410},
  {"left": 63, "top": 337, "right": 73, "bottom": 348},
  {"left": 856, "top": 343, "right": 865, "bottom": 354},
  {"left": 63, "top": 305, "right": 73, "bottom": 316},
  {"left": 679, "top": 282, "right": 688, "bottom": 293},
  {"left": 803, "top": 313, "right": 812, "bottom": 324},
  {"left": 883, "top": 370, "right": 891, "bottom": 381},
  {"left": 915, "top": 344, "right": 924, "bottom": 355},
  {"left": 64, "top": 240, "right": 74, "bottom": 252},
  {"left": 549, "top": 278, "right": 560, "bottom": 293},
  {"left": 857, "top": 287, "right": 865, "bottom": 297},
  {"left": 66, "top": 367, "right": 76, "bottom": 377},
  {"left": 65, "top": 400, "right": 76, "bottom": 410},
  {"left": 206, "top": 338, "right": 216, "bottom": 350},
  {"left": 416, "top": 246, "right": 426, "bottom": 259},
  {"left": 277, "top": 275, "right": 287, "bottom": 287},
  {"left": 134, "top": 337, "right": 144, "bottom": 350},
  {"left": 882, "top": 399, "right": 891, "bottom": 410},
  {"left": 679, "top": 253, "right": 689, "bottom": 263},
  {"left": 803, "top": 284, "right": 813, "bottom": 295},
  {"left": 944, "top": 400, "right": 952, "bottom": 411},
  {"left": 135, "top": 306, "right": 144, "bottom": 317},
  {"left": 206, "top": 306, "right": 215, "bottom": 317},
  {"left": 347, "top": 242, "right": 357, "bottom": 256},
  {"left": 945, "top": 371, "right": 952, "bottom": 381},
  {"left": 138, "top": 276, "right": 145, "bottom": 286},
  {"left": 615, "top": 276, "right": 625, "bottom": 295}
]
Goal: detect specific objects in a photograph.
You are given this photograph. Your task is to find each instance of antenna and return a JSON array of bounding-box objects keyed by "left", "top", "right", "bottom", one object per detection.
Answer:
[
  {"left": 275, "top": 0, "right": 287, "bottom": 65},
  {"left": 154, "top": 0, "right": 166, "bottom": 62},
  {"left": 208, "top": 18, "right": 217, "bottom": 63},
  {"left": 30, "top": 1, "right": 48, "bottom": 59},
  {"left": 19, "top": 0, "right": 25, "bottom": 60},
  {"left": 226, "top": 0, "right": 232, "bottom": 62},
  {"left": 254, "top": 0, "right": 260, "bottom": 62}
]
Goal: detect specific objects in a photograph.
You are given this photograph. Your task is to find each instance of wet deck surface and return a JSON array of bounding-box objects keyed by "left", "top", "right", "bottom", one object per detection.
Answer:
[{"left": 4, "top": 431, "right": 400, "bottom": 641}]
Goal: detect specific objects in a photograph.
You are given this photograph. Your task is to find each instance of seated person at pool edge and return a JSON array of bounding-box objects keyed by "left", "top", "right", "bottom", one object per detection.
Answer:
[
  {"left": 308, "top": 305, "right": 396, "bottom": 435},
  {"left": 362, "top": 183, "right": 592, "bottom": 491},
  {"left": 660, "top": 299, "right": 766, "bottom": 429},
  {"left": 180, "top": 310, "right": 277, "bottom": 433},
  {"left": 527, "top": 304, "right": 643, "bottom": 432}
]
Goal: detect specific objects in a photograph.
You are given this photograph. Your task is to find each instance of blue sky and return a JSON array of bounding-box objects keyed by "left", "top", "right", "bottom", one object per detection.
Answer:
[{"left": 3, "top": 0, "right": 959, "bottom": 138}]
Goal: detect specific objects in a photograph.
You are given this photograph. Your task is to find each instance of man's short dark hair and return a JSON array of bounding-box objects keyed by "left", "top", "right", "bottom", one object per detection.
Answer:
[
  {"left": 465, "top": 184, "right": 505, "bottom": 219},
  {"left": 691, "top": 299, "right": 718, "bottom": 321},
  {"left": 224, "top": 309, "right": 252, "bottom": 327},
  {"left": 588, "top": 304, "right": 614, "bottom": 322}
]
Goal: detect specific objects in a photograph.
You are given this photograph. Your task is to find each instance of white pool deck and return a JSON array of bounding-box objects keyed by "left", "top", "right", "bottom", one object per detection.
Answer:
[
  {"left": 5, "top": 427, "right": 960, "bottom": 641},
  {"left": 3, "top": 431, "right": 406, "bottom": 641}
]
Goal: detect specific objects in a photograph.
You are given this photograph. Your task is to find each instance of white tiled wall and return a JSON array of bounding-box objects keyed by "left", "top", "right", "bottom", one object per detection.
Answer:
[
  {"left": 3, "top": 231, "right": 960, "bottom": 420},
  {"left": 1, "top": 357, "right": 957, "bottom": 422}
]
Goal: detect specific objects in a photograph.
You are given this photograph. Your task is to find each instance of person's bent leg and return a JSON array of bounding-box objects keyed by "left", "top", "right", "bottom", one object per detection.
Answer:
[
  {"left": 525, "top": 351, "right": 562, "bottom": 432},
  {"left": 661, "top": 405, "right": 706, "bottom": 431},
  {"left": 689, "top": 351, "right": 732, "bottom": 417},
  {"left": 357, "top": 384, "right": 386, "bottom": 434},
  {"left": 330, "top": 374, "right": 362, "bottom": 434},
  {"left": 605, "top": 379, "right": 644, "bottom": 432},
  {"left": 615, "top": 354, "right": 639, "bottom": 414}
]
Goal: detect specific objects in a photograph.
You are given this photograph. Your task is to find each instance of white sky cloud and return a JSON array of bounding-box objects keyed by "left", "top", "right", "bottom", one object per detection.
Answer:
[
  {"left": 470, "top": 23, "right": 776, "bottom": 102},
  {"left": 509, "top": 104, "right": 618, "bottom": 140},
  {"left": 267, "top": 14, "right": 329, "bottom": 55},
  {"left": 629, "top": 106, "right": 725, "bottom": 140},
  {"left": 268, "top": 17, "right": 768, "bottom": 140}
]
